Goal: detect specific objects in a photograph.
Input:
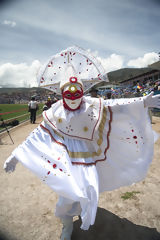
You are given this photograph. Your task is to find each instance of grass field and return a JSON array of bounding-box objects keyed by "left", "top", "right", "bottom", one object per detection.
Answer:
[{"left": 0, "top": 104, "right": 43, "bottom": 130}]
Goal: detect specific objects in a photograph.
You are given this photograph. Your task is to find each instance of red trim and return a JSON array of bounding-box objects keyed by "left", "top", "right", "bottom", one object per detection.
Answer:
[
  {"left": 40, "top": 106, "right": 113, "bottom": 166},
  {"left": 44, "top": 111, "right": 56, "bottom": 128},
  {"left": 44, "top": 98, "right": 102, "bottom": 141},
  {"left": 40, "top": 124, "right": 68, "bottom": 152},
  {"left": 69, "top": 77, "right": 77, "bottom": 83},
  {"left": 72, "top": 106, "right": 112, "bottom": 166},
  {"left": 91, "top": 98, "right": 102, "bottom": 140}
]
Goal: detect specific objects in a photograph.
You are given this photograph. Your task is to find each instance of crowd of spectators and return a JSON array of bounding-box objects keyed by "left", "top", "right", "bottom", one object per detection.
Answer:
[{"left": 98, "top": 80, "right": 160, "bottom": 100}]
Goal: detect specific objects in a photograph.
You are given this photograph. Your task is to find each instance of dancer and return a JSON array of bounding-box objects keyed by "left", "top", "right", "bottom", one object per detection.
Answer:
[{"left": 4, "top": 46, "right": 160, "bottom": 240}]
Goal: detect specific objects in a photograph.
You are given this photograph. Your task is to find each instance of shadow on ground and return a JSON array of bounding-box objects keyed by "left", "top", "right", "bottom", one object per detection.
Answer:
[
  {"left": 72, "top": 207, "right": 160, "bottom": 240},
  {"left": 0, "top": 231, "right": 16, "bottom": 240}
]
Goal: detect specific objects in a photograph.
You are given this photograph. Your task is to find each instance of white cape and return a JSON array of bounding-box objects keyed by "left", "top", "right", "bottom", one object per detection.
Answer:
[{"left": 5, "top": 96, "right": 154, "bottom": 230}]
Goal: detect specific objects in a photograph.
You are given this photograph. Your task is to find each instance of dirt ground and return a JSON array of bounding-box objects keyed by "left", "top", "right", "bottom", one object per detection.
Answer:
[{"left": 0, "top": 116, "right": 160, "bottom": 240}]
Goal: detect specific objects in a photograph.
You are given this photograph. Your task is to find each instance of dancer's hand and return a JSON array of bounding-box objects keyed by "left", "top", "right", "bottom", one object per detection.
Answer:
[
  {"left": 4, "top": 156, "right": 18, "bottom": 173},
  {"left": 143, "top": 92, "right": 160, "bottom": 108}
]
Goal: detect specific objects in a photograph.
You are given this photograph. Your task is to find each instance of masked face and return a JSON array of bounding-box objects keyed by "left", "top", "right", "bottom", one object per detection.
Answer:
[{"left": 62, "top": 83, "right": 83, "bottom": 111}]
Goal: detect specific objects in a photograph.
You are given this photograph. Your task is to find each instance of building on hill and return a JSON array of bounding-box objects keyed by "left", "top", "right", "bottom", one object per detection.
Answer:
[
  {"left": 120, "top": 68, "right": 160, "bottom": 86},
  {"left": 117, "top": 61, "right": 160, "bottom": 87},
  {"left": 104, "top": 61, "right": 160, "bottom": 87}
]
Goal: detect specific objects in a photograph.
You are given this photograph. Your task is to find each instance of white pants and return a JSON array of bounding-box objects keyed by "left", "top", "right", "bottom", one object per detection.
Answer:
[{"left": 55, "top": 196, "right": 81, "bottom": 220}]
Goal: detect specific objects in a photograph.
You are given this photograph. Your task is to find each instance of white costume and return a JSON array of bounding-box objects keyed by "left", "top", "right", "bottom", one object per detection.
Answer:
[{"left": 4, "top": 46, "right": 160, "bottom": 238}]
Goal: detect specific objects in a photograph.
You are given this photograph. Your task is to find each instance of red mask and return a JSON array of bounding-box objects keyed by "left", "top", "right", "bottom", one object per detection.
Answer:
[{"left": 62, "top": 84, "right": 83, "bottom": 111}]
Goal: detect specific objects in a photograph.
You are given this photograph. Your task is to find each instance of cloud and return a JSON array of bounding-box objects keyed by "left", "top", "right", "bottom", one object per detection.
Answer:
[
  {"left": 97, "top": 54, "right": 124, "bottom": 73},
  {"left": 0, "top": 51, "right": 159, "bottom": 88},
  {"left": 127, "top": 52, "right": 159, "bottom": 68},
  {"left": 2, "top": 20, "right": 16, "bottom": 27},
  {"left": 0, "top": 61, "right": 41, "bottom": 88},
  {"left": 0, "top": 52, "right": 124, "bottom": 88},
  {"left": 88, "top": 50, "right": 124, "bottom": 72}
]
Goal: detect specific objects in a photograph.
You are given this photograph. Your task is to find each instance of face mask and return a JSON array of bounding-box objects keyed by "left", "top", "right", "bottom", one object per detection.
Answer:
[{"left": 62, "top": 83, "right": 83, "bottom": 111}]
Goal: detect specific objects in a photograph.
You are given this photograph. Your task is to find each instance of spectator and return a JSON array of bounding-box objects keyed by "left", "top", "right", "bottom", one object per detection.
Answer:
[
  {"left": 43, "top": 96, "right": 57, "bottom": 111},
  {"left": 89, "top": 88, "right": 98, "bottom": 98},
  {"left": 46, "top": 97, "right": 52, "bottom": 109},
  {"left": 28, "top": 97, "right": 39, "bottom": 124},
  {"left": 106, "top": 92, "right": 112, "bottom": 99}
]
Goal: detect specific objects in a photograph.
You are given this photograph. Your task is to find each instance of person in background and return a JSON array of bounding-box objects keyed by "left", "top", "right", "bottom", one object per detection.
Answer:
[
  {"left": 28, "top": 97, "right": 39, "bottom": 124},
  {"left": 46, "top": 97, "right": 52, "bottom": 109},
  {"left": 106, "top": 92, "right": 112, "bottom": 99},
  {"left": 43, "top": 96, "right": 58, "bottom": 111},
  {"left": 89, "top": 88, "right": 99, "bottom": 98}
]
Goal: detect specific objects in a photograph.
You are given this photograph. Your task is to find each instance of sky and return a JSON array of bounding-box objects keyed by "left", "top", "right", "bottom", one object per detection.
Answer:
[{"left": 0, "top": 0, "right": 160, "bottom": 88}]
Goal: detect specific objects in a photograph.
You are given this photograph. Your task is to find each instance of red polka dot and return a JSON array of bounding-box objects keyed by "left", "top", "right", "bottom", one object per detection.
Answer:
[
  {"left": 59, "top": 168, "right": 63, "bottom": 171},
  {"left": 133, "top": 136, "right": 137, "bottom": 139},
  {"left": 58, "top": 157, "right": 61, "bottom": 160},
  {"left": 47, "top": 171, "right": 50, "bottom": 175},
  {"left": 53, "top": 164, "right": 57, "bottom": 168},
  {"left": 48, "top": 160, "right": 51, "bottom": 163}
]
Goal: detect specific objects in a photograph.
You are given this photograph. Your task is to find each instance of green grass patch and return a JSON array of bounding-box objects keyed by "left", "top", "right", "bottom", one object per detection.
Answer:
[
  {"left": 121, "top": 191, "right": 140, "bottom": 200},
  {"left": 0, "top": 104, "right": 28, "bottom": 120},
  {"left": 0, "top": 103, "right": 43, "bottom": 130}
]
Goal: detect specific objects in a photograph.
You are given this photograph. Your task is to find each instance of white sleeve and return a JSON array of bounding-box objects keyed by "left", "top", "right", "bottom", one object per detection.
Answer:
[{"left": 104, "top": 96, "right": 144, "bottom": 107}]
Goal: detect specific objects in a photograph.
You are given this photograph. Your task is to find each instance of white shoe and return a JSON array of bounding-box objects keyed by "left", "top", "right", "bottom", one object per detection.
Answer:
[{"left": 60, "top": 217, "right": 73, "bottom": 240}]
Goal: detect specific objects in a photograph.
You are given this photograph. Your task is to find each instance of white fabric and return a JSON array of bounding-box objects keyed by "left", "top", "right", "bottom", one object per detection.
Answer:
[
  {"left": 143, "top": 91, "right": 160, "bottom": 108},
  {"left": 43, "top": 97, "right": 103, "bottom": 141},
  {"left": 60, "top": 216, "right": 73, "bottom": 240},
  {"left": 59, "top": 63, "right": 83, "bottom": 90},
  {"left": 4, "top": 96, "right": 155, "bottom": 230},
  {"left": 37, "top": 46, "right": 108, "bottom": 94}
]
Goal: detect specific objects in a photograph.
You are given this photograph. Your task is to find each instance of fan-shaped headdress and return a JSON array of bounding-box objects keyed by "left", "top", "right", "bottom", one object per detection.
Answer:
[{"left": 37, "top": 46, "right": 108, "bottom": 93}]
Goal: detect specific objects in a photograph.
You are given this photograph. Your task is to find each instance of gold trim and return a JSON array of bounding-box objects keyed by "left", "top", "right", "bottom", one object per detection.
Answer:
[
  {"left": 83, "top": 126, "right": 89, "bottom": 132},
  {"left": 58, "top": 118, "right": 62, "bottom": 123},
  {"left": 44, "top": 106, "right": 107, "bottom": 159},
  {"left": 53, "top": 129, "right": 64, "bottom": 139},
  {"left": 67, "top": 107, "right": 107, "bottom": 158},
  {"left": 61, "top": 82, "right": 83, "bottom": 91},
  {"left": 69, "top": 84, "right": 77, "bottom": 93}
]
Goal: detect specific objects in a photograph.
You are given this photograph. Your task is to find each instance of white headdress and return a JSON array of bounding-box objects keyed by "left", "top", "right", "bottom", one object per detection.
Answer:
[{"left": 37, "top": 46, "right": 108, "bottom": 94}]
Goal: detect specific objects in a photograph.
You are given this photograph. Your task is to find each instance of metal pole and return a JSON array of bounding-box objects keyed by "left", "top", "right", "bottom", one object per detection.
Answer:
[{"left": 1, "top": 118, "right": 14, "bottom": 144}]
